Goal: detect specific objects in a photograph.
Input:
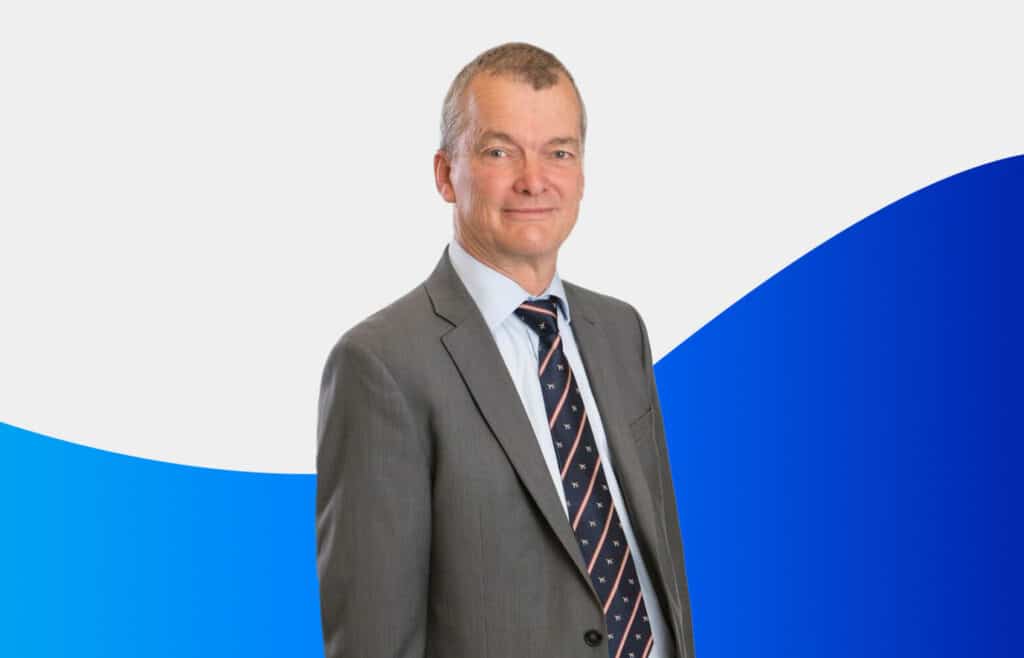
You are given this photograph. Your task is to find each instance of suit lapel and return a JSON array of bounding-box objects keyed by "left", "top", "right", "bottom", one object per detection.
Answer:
[
  {"left": 565, "top": 285, "right": 684, "bottom": 639},
  {"left": 425, "top": 249, "right": 601, "bottom": 603}
]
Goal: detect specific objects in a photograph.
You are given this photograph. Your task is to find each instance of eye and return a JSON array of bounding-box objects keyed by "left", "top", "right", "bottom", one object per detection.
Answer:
[
  {"left": 486, "top": 148, "right": 508, "bottom": 158},
  {"left": 553, "top": 150, "right": 574, "bottom": 160}
]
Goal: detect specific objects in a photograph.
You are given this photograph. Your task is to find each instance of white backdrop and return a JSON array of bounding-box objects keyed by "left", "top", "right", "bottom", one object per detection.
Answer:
[{"left": 2, "top": 1, "right": 1021, "bottom": 472}]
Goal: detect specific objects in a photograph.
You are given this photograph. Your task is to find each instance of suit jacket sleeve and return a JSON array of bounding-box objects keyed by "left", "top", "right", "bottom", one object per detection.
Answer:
[
  {"left": 635, "top": 307, "right": 697, "bottom": 657},
  {"left": 316, "top": 334, "right": 432, "bottom": 658}
]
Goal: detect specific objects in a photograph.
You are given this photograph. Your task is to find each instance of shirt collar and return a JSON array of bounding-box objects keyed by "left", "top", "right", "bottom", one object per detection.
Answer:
[{"left": 448, "top": 238, "right": 571, "bottom": 331}]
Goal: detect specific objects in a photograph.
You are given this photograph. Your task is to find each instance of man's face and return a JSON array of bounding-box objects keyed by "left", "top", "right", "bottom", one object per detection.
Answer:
[{"left": 437, "top": 72, "right": 584, "bottom": 270}]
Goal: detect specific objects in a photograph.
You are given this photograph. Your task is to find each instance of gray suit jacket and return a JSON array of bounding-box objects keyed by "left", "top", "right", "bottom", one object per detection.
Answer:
[{"left": 316, "top": 247, "right": 695, "bottom": 658}]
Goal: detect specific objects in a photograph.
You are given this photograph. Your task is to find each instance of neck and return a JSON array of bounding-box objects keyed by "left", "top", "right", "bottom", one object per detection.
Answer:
[{"left": 455, "top": 236, "right": 557, "bottom": 297}]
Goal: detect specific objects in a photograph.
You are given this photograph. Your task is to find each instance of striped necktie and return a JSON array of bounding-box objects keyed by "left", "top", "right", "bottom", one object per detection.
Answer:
[{"left": 515, "top": 297, "right": 655, "bottom": 658}]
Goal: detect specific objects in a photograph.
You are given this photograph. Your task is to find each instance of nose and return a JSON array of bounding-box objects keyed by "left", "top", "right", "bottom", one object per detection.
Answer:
[{"left": 513, "top": 156, "right": 547, "bottom": 196}]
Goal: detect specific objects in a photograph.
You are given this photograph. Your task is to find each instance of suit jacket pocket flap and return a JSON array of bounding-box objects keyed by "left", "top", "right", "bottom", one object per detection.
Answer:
[{"left": 628, "top": 405, "right": 654, "bottom": 443}]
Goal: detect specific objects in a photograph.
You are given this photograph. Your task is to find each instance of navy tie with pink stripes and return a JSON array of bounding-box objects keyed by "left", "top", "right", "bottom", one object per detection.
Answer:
[{"left": 515, "top": 296, "right": 654, "bottom": 658}]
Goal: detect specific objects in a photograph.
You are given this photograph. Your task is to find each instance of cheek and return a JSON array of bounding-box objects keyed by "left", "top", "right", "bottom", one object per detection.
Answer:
[
  {"left": 457, "top": 174, "right": 505, "bottom": 225},
  {"left": 550, "top": 168, "right": 584, "bottom": 199},
  {"left": 471, "top": 169, "right": 512, "bottom": 204}
]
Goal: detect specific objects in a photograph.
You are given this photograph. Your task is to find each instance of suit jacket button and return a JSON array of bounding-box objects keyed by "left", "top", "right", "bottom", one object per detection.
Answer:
[{"left": 584, "top": 629, "right": 603, "bottom": 646}]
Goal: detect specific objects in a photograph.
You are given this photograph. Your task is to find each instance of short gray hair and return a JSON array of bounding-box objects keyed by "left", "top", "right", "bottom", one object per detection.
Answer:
[{"left": 439, "top": 42, "right": 587, "bottom": 155}]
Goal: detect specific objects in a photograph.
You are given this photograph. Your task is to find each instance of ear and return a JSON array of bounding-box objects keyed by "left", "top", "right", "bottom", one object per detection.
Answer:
[{"left": 433, "top": 150, "right": 456, "bottom": 203}]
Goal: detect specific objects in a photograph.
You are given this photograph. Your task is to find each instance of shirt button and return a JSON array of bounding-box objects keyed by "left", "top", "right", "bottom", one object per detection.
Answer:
[{"left": 584, "top": 629, "right": 603, "bottom": 646}]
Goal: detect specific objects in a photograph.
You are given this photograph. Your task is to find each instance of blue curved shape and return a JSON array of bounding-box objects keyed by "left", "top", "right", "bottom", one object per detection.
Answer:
[
  {"left": 1, "top": 155, "right": 1021, "bottom": 657},
  {"left": 0, "top": 425, "right": 322, "bottom": 657},
  {"left": 657, "top": 155, "right": 1022, "bottom": 657}
]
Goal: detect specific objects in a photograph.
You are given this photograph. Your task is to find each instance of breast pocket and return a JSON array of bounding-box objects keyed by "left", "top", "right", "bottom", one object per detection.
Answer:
[
  {"left": 629, "top": 405, "right": 654, "bottom": 444},
  {"left": 627, "top": 405, "right": 666, "bottom": 512}
]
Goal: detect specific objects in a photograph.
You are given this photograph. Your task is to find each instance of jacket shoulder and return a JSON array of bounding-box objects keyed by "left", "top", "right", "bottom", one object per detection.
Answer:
[
  {"left": 563, "top": 279, "right": 651, "bottom": 373},
  {"left": 563, "top": 279, "right": 644, "bottom": 328},
  {"left": 324, "top": 283, "right": 443, "bottom": 372}
]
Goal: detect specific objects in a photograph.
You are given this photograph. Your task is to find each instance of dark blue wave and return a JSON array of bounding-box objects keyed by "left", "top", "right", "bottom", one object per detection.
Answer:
[
  {"left": 2, "top": 154, "right": 1021, "bottom": 656},
  {"left": 657, "top": 155, "right": 1023, "bottom": 657}
]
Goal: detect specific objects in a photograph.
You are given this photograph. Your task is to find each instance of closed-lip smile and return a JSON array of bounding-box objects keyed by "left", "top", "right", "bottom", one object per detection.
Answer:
[{"left": 503, "top": 207, "right": 554, "bottom": 214}]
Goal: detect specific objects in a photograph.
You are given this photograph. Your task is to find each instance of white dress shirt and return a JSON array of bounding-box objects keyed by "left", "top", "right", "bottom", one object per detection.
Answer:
[{"left": 448, "top": 239, "right": 669, "bottom": 658}]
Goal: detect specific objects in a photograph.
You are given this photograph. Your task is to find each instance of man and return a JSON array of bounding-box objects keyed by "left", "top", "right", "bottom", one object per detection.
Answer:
[{"left": 317, "top": 43, "right": 695, "bottom": 658}]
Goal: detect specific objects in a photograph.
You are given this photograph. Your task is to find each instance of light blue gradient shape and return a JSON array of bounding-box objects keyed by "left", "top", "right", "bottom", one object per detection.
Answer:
[{"left": 0, "top": 427, "right": 322, "bottom": 656}]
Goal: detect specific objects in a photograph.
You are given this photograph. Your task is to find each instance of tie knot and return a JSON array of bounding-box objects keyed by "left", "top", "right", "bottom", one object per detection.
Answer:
[{"left": 516, "top": 297, "right": 560, "bottom": 338}]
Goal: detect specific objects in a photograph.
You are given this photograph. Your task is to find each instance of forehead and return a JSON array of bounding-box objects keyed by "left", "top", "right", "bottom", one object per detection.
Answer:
[{"left": 462, "top": 72, "right": 582, "bottom": 142}]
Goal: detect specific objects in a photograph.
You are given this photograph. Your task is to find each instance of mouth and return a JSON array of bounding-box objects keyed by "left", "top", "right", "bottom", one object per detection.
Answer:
[{"left": 502, "top": 208, "right": 555, "bottom": 216}]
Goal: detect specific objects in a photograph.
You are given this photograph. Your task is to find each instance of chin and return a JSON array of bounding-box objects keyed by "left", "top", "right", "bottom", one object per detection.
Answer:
[
  {"left": 494, "top": 218, "right": 573, "bottom": 260},
  {"left": 501, "top": 236, "right": 562, "bottom": 261}
]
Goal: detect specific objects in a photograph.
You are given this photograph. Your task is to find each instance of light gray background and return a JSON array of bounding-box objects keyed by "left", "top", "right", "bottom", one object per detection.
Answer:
[{"left": 2, "top": 1, "right": 1022, "bottom": 472}]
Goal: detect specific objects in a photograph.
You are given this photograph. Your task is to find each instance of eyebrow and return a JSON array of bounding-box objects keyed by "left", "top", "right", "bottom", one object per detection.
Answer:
[
  {"left": 547, "top": 136, "right": 581, "bottom": 149},
  {"left": 474, "top": 130, "right": 581, "bottom": 150},
  {"left": 475, "top": 130, "right": 516, "bottom": 145}
]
